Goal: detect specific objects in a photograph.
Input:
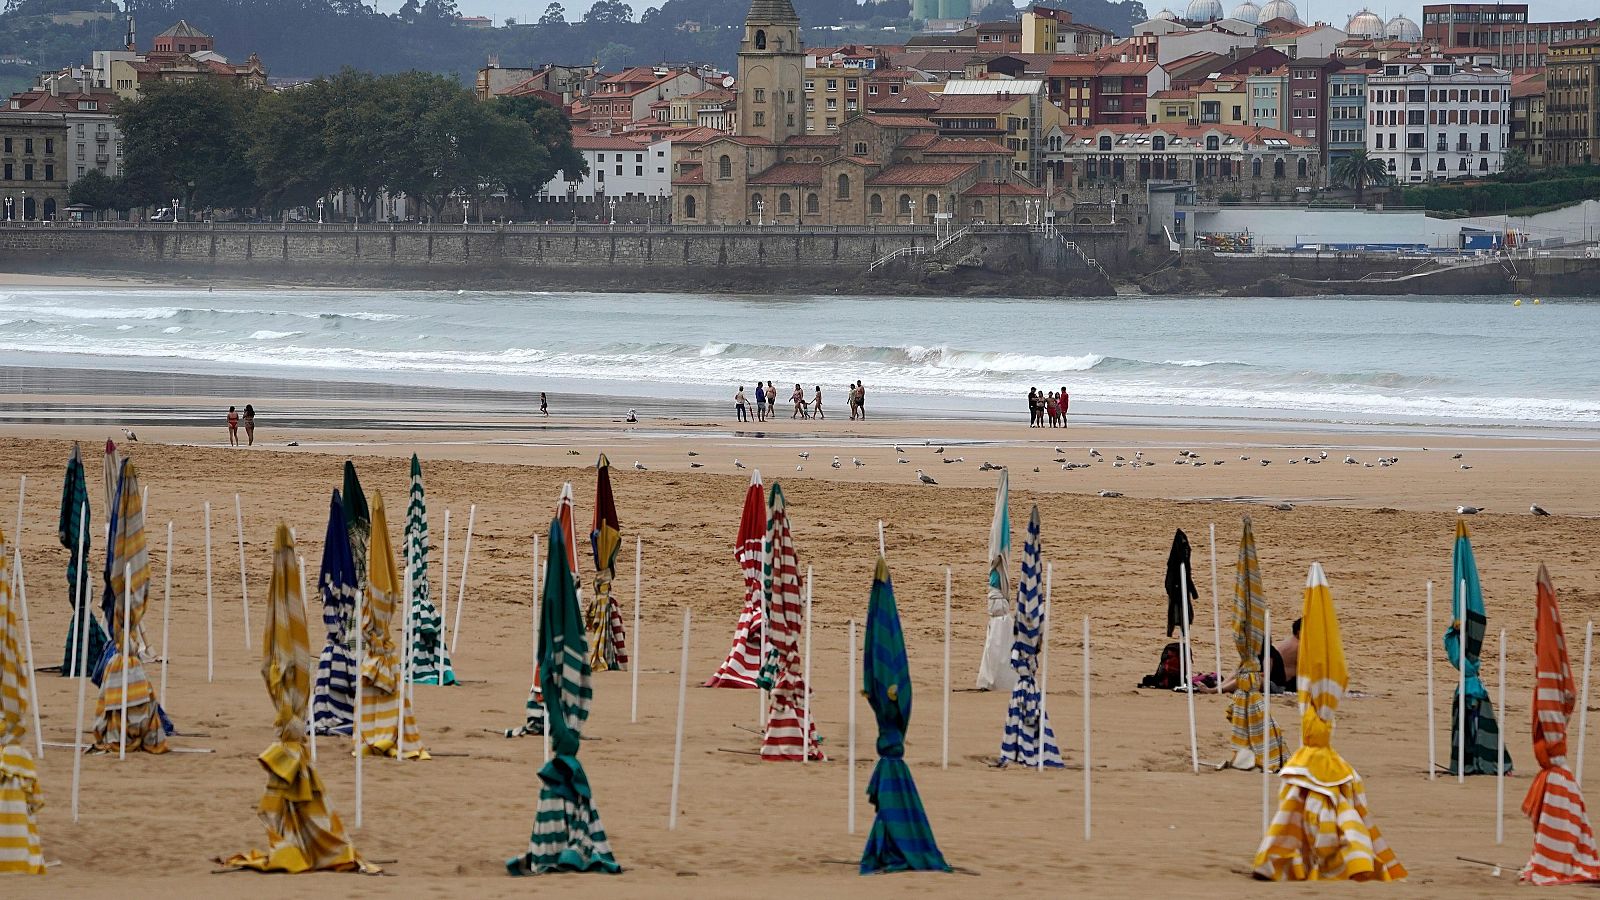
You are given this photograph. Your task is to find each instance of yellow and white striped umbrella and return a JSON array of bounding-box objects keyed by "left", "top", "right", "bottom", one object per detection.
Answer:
[
  {"left": 357, "top": 492, "right": 426, "bottom": 759},
  {"left": 0, "top": 526, "right": 44, "bottom": 875}
]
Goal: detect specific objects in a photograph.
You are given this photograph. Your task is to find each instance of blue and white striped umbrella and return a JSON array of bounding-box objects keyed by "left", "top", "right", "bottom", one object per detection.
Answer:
[{"left": 999, "top": 505, "right": 1061, "bottom": 768}]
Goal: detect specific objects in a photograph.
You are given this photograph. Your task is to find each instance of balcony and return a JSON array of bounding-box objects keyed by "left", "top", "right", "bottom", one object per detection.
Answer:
[{"left": 95, "top": 153, "right": 109, "bottom": 164}]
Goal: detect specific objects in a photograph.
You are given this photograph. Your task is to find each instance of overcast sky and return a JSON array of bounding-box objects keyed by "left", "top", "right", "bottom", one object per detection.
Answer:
[{"left": 374, "top": 1, "right": 1600, "bottom": 28}]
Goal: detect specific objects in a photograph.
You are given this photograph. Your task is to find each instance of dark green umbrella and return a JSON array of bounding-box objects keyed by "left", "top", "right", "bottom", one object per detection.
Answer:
[
  {"left": 1445, "top": 519, "right": 1510, "bottom": 775},
  {"left": 56, "top": 441, "right": 106, "bottom": 675},
  {"left": 506, "top": 513, "right": 620, "bottom": 875},
  {"left": 861, "top": 556, "right": 950, "bottom": 875}
]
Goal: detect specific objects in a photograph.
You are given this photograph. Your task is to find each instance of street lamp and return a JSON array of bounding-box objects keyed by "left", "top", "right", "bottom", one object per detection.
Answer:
[
  {"left": 3, "top": 197, "right": 10, "bottom": 221},
  {"left": 170, "top": 196, "right": 178, "bottom": 227},
  {"left": 909, "top": 199, "right": 916, "bottom": 225},
  {"left": 607, "top": 196, "right": 617, "bottom": 230},
  {"left": 316, "top": 197, "right": 324, "bottom": 225},
  {"left": 755, "top": 198, "right": 764, "bottom": 227},
  {"left": 462, "top": 198, "right": 471, "bottom": 229},
  {"left": 19, "top": 190, "right": 26, "bottom": 223},
  {"left": 567, "top": 181, "right": 578, "bottom": 225}
]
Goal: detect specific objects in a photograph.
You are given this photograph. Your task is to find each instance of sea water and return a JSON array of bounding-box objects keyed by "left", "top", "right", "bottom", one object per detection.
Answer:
[{"left": 1, "top": 287, "right": 1597, "bottom": 428}]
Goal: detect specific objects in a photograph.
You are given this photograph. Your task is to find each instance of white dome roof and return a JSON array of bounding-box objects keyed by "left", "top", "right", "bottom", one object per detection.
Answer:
[
  {"left": 1347, "top": 9, "right": 1385, "bottom": 38},
  {"left": 1230, "top": 0, "right": 1260, "bottom": 24},
  {"left": 1155, "top": 7, "right": 1177, "bottom": 19},
  {"left": 1259, "top": 0, "right": 1299, "bottom": 23},
  {"left": 1385, "top": 14, "right": 1421, "bottom": 42},
  {"left": 1185, "top": 0, "right": 1223, "bottom": 22}
]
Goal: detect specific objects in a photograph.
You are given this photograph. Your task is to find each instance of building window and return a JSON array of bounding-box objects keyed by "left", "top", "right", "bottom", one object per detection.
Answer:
[
  {"left": 1152, "top": 135, "right": 1165, "bottom": 151},
  {"left": 685, "top": 196, "right": 697, "bottom": 218},
  {"left": 1252, "top": 158, "right": 1262, "bottom": 178},
  {"left": 1297, "top": 158, "right": 1307, "bottom": 178},
  {"left": 898, "top": 194, "right": 911, "bottom": 214},
  {"left": 926, "top": 194, "right": 938, "bottom": 213},
  {"left": 805, "top": 80, "right": 815, "bottom": 92},
  {"left": 805, "top": 193, "right": 819, "bottom": 213},
  {"left": 1274, "top": 159, "right": 1285, "bottom": 178},
  {"left": 869, "top": 193, "right": 883, "bottom": 215},
  {"left": 853, "top": 141, "right": 868, "bottom": 156},
  {"left": 826, "top": 79, "right": 838, "bottom": 90},
  {"left": 1098, "top": 135, "right": 1111, "bottom": 150},
  {"left": 24, "top": 164, "right": 33, "bottom": 181},
  {"left": 719, "top": 155, "right": 732, "bottom": 178},
  {"left": 751, "top": 192, "right": 763, "bottom": 212},
  {"left": 77, "top": 165, "right": 84, "bottom": 177},
  {"left": 837, "top": 174, "right": 850, "bottom": 199},
  {"left": 754, "top": 112, "right": 765, "bottom": 126},
  {"left": 755, "top": 29, "right": 766, "bottom": 49},
  {"left": 1206, "top": 135, "right": 1219, "bottom": 151},
  {"left": 971, "top": 199, "right": 983, "bottom": 216},
  {"left": 778, "top": 193, "right": 792, "bottom": 213}
]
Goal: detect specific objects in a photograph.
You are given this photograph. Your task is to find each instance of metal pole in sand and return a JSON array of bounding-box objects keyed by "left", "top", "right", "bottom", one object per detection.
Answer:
[
  {"left": 298, "top": 549, "right": 315, "bottom": 763},
  {"left": 160, "top": 523, "right": 172, "bottom": 714},
  {"left": 803, "top": 566, "right": 813, "bottom": 763},
  {"left": 530, "top": 533, "right": 540, "bottom": 687},
  {"left": 438, "top": 509, "right": 449, "bottom": 651},
  {"left": 1083, "top": 615, "right": 1091, "bottom": 841},
  {"left": 353, "top": 571, "right": 365, "bottom": 829},
  {"left": 1458, "top": 578, "right": 1467, "bottom": 784},
  {"left": 120, "top": 561, "right": 132, "bottom": 760},
  {"left": 1209, "top": 523, "right": 1222, "bottom": 690},
  {"left": 236, "top": 493, "right": 250, "bottom": 649},
  {"left": 1040, "top": 562, "right": 1052, "bottom": 773},
  {"left": 759, "top": 535, "right": 770, "bottom": 727},
  {"left": 1497, "top": 627, "right": 1506, "bottom": 845},
  {"left": 1181, "top": 563, "right": 1199, "bottom": 774},
  {"left": 12, "top": 476, "right": 42, "bottom": 758},
  {"left": 451, "top": 504, "right": 475, "bottom": 655},
  {"left": 204, "top": 501, "right": 214, "bottom": 682},
  {"left": 877, "top": 520, "right": 885, "bottom": 557},
  {"left": 399, "top": 565, "right": 410, "bottom": 760},
  {"left": 847, "top": 617, "right": 857, "bottom": 834},
  {"left": 1579, "top": 621, "right": 1595, "bottom": 785},
  {"left": 1426, "top": 581, "right": 1436, "bottom": 780},
  {"left": 942, "top": 566, "right": 951, "bottom": 770},
  {"left": 632, "top": 535, "right": 641, "bottom": 724},
  {"left": 70, "top": 505, "right": 89, "bottom": 821},
  {"left": 669, "top": 607, "right": 691, "bottom": 830},
  {"left": 1262, "top": 607, "right": 1271, "bottom": 833}
]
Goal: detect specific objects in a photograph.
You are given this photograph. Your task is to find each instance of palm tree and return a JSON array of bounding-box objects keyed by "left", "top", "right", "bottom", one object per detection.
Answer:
[{"left": 1332, "top": 148, "right": 1390, "bottom": 204}]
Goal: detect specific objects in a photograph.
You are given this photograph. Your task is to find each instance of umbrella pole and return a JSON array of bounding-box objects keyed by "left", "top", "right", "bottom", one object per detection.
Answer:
[
  {"left": 400, "top": 565, "right": 410, "bottom": 760},
  {"left": 803, "top": 566, "right": 812, "bottom": 764},
  {"left": 69, "top": 505, "right": 89, "bottom": 818},
  {"left": 439, "top": 509, "right": 449, "bottom": 658},
  {"left": 1261, "top": 608, "right": 1271, "bottom": 833},
  {"left": 1083, "top": 615, "right": 1091, "bottom": 841},
  {"left": 451, "top": 504, "right": 475, "bottom": 656},
  {"left": 160, "top": 523, "right": 172, "bottom": 715},
  {"left": 1426, "top": 580, "right": 1436, "bottom": 780},
  {"left": 669, "top": 607, "right": 690, "bottom": 830},
  {"left": 236, "top": 493, "right": 250, "bottom": 650},
  {"left": 12, "top": 476, "right": 41, "bottom": 758},
  {"left": 1209, "top": 523, "right": 1222, "bottom": 694},
  {"left": 942, "top": 566, "right": 951, "bottom": 771},
  {"left": 121, "top": 561, "right": 132, "bottom": 760},
  {"left": 204, "top": 501, "right": 214, "bottom": 683},
  {"left": 354, "top": 573, "right": 364, "bottom": 829},
  {"left": 531, "top": 533, "right": 540, "bottom": 688},
  {"left": 632, "top": 536, "right": 641, "bottom": 723},
  {"left": 760, "top": 535, "right": 770, "bottom": 728},
  {"left": 1040, "top": 563, "right": 1051, "bottom": 773},
  {"left": 299, "top": 550, "right": 315, "bottom": 763},
  {"left": 1579, "top": 620, "right": 1594, "bottom": 785},
  {"left": 541, "top": 561, "right": 550, "bottom": 765},
  {"left": 1181, "top": 563, "right": 1199, "bottom": 774},
  {"left": 1496, "top": 627, "right": 1505, "bottom": 845},
  {"left": 1458, "top": 577, "right": 1466, "bottom": 784},
  {"left": 877, "top": 520, "right": 884, "bottom": 557},
  {"left": 847, "top": 617, "right": 856, "bottom": 835}
]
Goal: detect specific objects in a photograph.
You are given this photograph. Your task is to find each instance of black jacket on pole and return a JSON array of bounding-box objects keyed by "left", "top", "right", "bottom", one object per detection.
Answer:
[{"left": 1165, "top": 528, "right": 1198, "bottom": 636}]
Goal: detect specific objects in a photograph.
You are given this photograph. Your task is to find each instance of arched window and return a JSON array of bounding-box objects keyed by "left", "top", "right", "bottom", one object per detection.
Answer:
[
  {"left": 805, "top": 193, "right": 819, "bottom": 213},
  {"left": 1297, "top": 157, "right": 1307, "bottom": 178},
  {"left": 869, "top": 194, "right": 883, "bottom": 215},
  {"left": 1206, "top": 135, "right": 1220, "bottom": 151},
  {"left": 1152, "top": 135, "right": 1165, "bottom": 151},
  {"left": 42, "top": 198, "right": 55, "bottom": 220},
  {"left": 719, "top": 155, "right": 732, "bottom": 178},
  {"left": 22, "top": 197, "right": 35, "bottom": 220},
  {"left": 1007, "top": 199, "right": 1019, "bottom": 218},
  {"left": 784, "top": 155, "right": 795, "bottom": 163},
  {"left": 750, "top": 192, "right": 763, "bottom": 212},
  {"left": 898, "top": 194, "right": 911, "bottom": 214},
  {"left": 1098, "top": 135, "right": 1112, "bottom": 151},
  {"left": 1112, "top": 159, "right": 1125, "bottom": 181},
  {"left": 972, "top": 199, "right": 983, "bottom": 216},
  {"left": 854, "top": 141, "right": 868, "bottom": 156},
  {"left": 1273, "top": 158, "right": 1285, "bottom": 178},
  {"left": 1252, "top": 158, "right": 1262, "bottom": 178},
  {"left": 926, "top": 194, "right": 938, "bottom": 214},
  {"left": 837, "top": 174, "right": 850, "bottom": 199},
  {"left": 685, "top": 196, "right": 697, "bottom": 219},
  {"left": 779, "top": 193, "right": 792, "bottom": 213},
  {"left": 754, "top": 29, "right": 766, "bottom": 50}
]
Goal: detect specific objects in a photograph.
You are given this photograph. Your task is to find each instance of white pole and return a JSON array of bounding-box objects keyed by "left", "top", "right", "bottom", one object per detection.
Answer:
[
  {"left": 803, "top": 566, "right": 813, "bottom": 763},
  {"left": 439, "top": 509, "right": 450, "bottom": 654},
  {"left": 1040, "top": 562, "right": 1052, "bottom": 773},
  {"left": 531, "top": 533, "right": 540, "bottom": 687},
  {"left": 236, "top": 493, "right": 250, "bottom": 649},
  {"left": 11, "top": 475, "right": 41, "bottom": 758},
  {"left": 399, "top": 564, "right": 410, "bottom": 760},
  {"left": 942, "top": 565, "right": 951, "bottom": 770},
  {"left": 1209, "top": 523, "right": 1222, "bottom": 690},
  {"left": 1458, "top": 577, "right": 1467, "bottom": 784},
  {"left": 1181, "top": 563, "right": 1199, "bottom": 774},
  {"left": 632, "top": 536, "right": 641, "bottom": 724},
  {"left": 354, "top": 574, "right": 365, "bottom": 829},
  {"left": 1262, "top": 607, "right": 1271, "bottom": 833},
  {"left": 451, "top": 504, "right": 475, "bottom": 655},
  {"left": 540, "top": 558, "right": 550, "bottom": 766},
  {"left": 160, "top": 522, "right": 172, "bottom": 713},
  {"left": 847, "top": 617, "right": 857, "bottom": 835},
  {"left": 1083, "top": 615, "right": 1091, "bottom": 841},
  {"left": 120, "top": 560, "right": 132, "bottom": 760},
  {"left": 204, "top": 501, "right": 214, "bottom": 683},
  {"left": 299, "top": 550, "right": 315, "bottom": 763},
  {"left": 69, "top": 504, "right": 89, "bottom": 821},
  {"left": 1426, "top": 580, "right": 1436, "bottom": 780},
  {"left": 1497, "top": 627, "right": 1506, "bottom": 845},
  {"left": 759, "top": 535, "right": 770, "bottom": 727},
  {"left": 1579, "top": 621, "right": 1594, "bottom": 785},
  {"left": 877, "top": 520, "right": 884, "bottom": 557},
  {"left": 669, "top": 606, "right": 691, "bottom": 830}
]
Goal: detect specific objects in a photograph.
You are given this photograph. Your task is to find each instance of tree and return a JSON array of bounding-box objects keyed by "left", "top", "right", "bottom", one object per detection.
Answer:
[
  {"left": 67, "top": 169, "right": 120, "bottom": 213},
  {"left": 1502, "top": 147, "right": 1533, "bottom": 181},
  {"left": 595, "top": 41, "right": 636, "bottom": 69},
  {"left": 583, "top": 0, "right": 633, "bottom": 24},
  {"left": 118, "top": 79, "right": 260, "bottom": 212},
  {"left": 1331, "top": 147, "right": 1389, "bottom": 204},
  {"left": 493, "top": 93, "right": 586, "bottom": 201},
  {"left": 538, "top": 2, "right": 565, "bottom": 24}
]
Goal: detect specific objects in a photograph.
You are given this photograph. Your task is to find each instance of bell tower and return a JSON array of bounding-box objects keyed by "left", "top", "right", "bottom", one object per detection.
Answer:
[{"left": 736, "top": 0, "right": 806, "bottom": 143}]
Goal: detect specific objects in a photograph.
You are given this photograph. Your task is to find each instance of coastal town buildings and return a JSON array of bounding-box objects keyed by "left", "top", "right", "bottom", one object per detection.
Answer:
[
  {"left": 1366, "top": 52, "right": 1512, "bottom": 181},
  {"left": 1421, "top": 3, "right": 1600, "bottom": 72},
  {"left": 1043, "top": 122, "right": 1321, "bottom": 196},
  {"left": 540, "top": 133, "right": 673, "bottom": 203},
  {"left": 1509, "top": 71, "right": 1546, "bottom": 162},
  {"left": 7, "top": 75, "right": 123, "bottom": 185},
  {"left": 1544, "top": 36, "right": 1599, "bottom": 167},
  {"left": 0, "top": 111, "right": 69, "bottom": 220}
]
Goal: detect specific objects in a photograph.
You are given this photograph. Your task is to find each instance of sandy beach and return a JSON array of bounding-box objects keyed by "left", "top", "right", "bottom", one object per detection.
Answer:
[{"left": 2, "top": 400, "right": 1598, "bottom": 898}]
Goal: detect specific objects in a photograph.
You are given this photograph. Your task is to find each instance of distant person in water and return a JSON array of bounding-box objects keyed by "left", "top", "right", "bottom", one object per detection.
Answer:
[
  {"left": 540, "top": 392, "right": 549, "bottom": 417},
  {"left": 243, "top": 404, "right": 256, "bottom": 446},
  {"left": 227, "top": 405, "right": 239, "bottom": 446}
]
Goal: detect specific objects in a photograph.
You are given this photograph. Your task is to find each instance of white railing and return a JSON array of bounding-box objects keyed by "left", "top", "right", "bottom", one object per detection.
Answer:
[{"left": 867, "top": 245, "right": 926, "bottom": 272}]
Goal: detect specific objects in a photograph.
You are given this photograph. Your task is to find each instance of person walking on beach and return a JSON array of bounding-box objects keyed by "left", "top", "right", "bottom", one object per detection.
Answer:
[
  {"left": 227, "top": 405, "right": 239, "bottom": 446},
  {"left": 812, "top": 385, "right": 824, "bottom": 420},
  {"left": 855, "top": 381, "right": 867, "bottom": 420},
  {"left": 765, "top": 381, "right": 777, "bottom": 420},
  {"left": 755, "top": 382, "right": 766, "bottom": 422},
  {"left": 736, "top": 386, "right": 749, "bottom": 422},
  {"left": 243, "top": 404, "right": 256, "bottom": 446},
  {"left": 1026, "top": 389, "right": 1037, "bottom": 427},
  {"left": 791, "top": 383, "right": 806, "bottom": 419},
  {"left": 848, "top": 384, "right": 858, "bottom": 420},
  {"left": 540, "top": 392, "right": 549, "bottom": 417},
  {"left": 1059, "top": 386, "right": 1070, "bottom": 425}
]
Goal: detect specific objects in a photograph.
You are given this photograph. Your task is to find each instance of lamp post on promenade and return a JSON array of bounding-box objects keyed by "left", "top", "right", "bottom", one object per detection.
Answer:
[
  {"left": 608, "top": 195, "right": 617, "bottom": 230},
  {"left": 463, "top": 198, "right": 471, "bottom": 229},
  {"left": 316, "top": 197, "right": 324, "bottom": 225}
]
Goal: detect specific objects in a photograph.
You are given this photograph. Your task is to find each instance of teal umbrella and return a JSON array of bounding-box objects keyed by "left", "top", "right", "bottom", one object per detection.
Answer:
[
  {"left": 506, "top": 514, "right": 620, "bottom": 875},
  {"left": 1444, "top": 519, "right": 1510, "bottom": 775},
  {"left": 56, "top": 441, "right": 106, "bottom": 675},
  {"left": 861, "top": 556, "right": 950, "bottom": 875}
]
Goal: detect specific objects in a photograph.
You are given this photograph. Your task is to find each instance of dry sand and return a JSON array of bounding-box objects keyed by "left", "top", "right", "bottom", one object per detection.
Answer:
[{"left": 3, "top": 423, "right": 1599, "bottom": 898}]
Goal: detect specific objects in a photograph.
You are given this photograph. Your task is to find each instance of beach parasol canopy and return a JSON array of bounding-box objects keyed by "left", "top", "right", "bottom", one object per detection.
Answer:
[
  {"left": 975, "top": 468, "right": 1016, "bottom": 693},
  {"left": 1519, "top": 565, "right": 1600, "bottom": 885},
  {"left": 405, "top": 455, "right": 454, "bottom": 686},
  {"left": 0, "top": 526, "right": 44, "bottom": 874},
  {"left": 861, "top": 555, "right": 951, "bottom": 874},
  {"left": 505, "top": 483, "right": 578, "bottom": 738},
  {"left": 356, "top": 491, "right": 426, "bottom": 759},
  {"left": 585, "top": 453, "right": 628, "bottom": 672},
  {"left": 1225, "top": 517, "right": 1283, "bottom": 772},
  {"left": 705, "top": 470, "right": 766, "bottom": 689},
  {"left": 101, "top": 439, "right": 120, "bottom": 528},
  {"left": 342, "top": 462, "right": 371, "bottom": 598},
  {"left": 999, "top": 505, "right": 1061, "bottom": 768},
  {"left": 312, "top": 491, "right": 359, "bottom": 736},
  {"left": 1164, "top": 528, "right": 1197, "bottom": 637},
  {"left": 1445, "top": 519, "right": 1510, "bottom": 776},
  {"left": 1253, "top": 563, "right": 1405, "bottom": 881},
  {"left": 92, "top": 457, "right": 168, "bottom": 754},
  {"left": 759, "top": 482, "right": 823, "bottom": 761},
  {"left": 57, "top": 441, "right": 107, "bottom": 676},
  {"left": 506, "top": 512, "right": 621, "bottom": 876},
  {"left": 224, "top": 523, "right": 365, "bottom": 873}
]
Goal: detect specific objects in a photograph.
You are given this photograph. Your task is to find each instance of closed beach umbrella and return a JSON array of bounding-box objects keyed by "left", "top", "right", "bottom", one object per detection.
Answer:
[
  {"left": 585, "top": 453, "right": 628, "bottom": 672},
  {"left": 1253, "top": 563, "right": 1405, "bottom": 881},
  {"left": 342, "top": 462, "right": 371, "bottom": 598},
  {"left": 92, "top": 458, "right": 168, "bottom": 753},
  {"left": 225, "top": 523, "right": 364, "bottom": 873},
  {"left": 506, "top": 512, "right": 621, "bottom": 876},
  {"left": 0, "top": 526, "right": 44, "bottom": 874},
  {"left": 1519, "top": 565, "right": 1600, "bottom": 884},
  {"left": 356, "top": 491, "right": 426, "bottom": 759},
  {"left": 101, "top": 438, "right": 119, "bottom": 526},
  {"left": 759, "top": 483, "right": 823, "bottom": 761},
  {"left": 975, "top": 468, "right": 1015, "bottom": 693},
  {"left": 505, "top": 484, "right": 577, "bottom": 738},
  {"left": 861, "top": 555, "right": 951, "bottom": 874},
  {"left": 1226, "top": 517, "right": 1283, "bottom": 772},
  {"left": 312, "top": 492, "right": 358, "bottom": 736},
  {"left": 999, "top": 505, "right": 1061, "bottom": 768},
  {"left": 1445, "top": 519, "right": 1509, "bottom": 776},
  {"left": 1165, "top": 528, "right": 1197, "bottom": 637},
  {"left": 57, "top": 441, "right": 107, "bottom": 676},
  {"left": 705, "top": 470, "right": 766, "bottom": 688},
  {"left": 405, "top": 455, "right": 454, "bottom": 685}
]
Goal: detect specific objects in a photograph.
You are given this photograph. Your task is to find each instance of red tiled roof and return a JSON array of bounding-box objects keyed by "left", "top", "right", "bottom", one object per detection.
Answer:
[
  {"left": 672, "top": 162, "right": 705, "bottom": 185},
  {"left": 1097, "top": 60, "right": 1155, "bottom": 76},
  {"left": 573, "top": 133, "right": 646, "bottom": 150},
  {"left": 866, "top": 85, "right": 941, "bottom": 112},
  {"left": 866, "top": 162, "right": 976, "bottom": 185},
  {"left": 1150, "top": 89, "right": 1195, "bottom": 100},
  {"left": 669, "top": 126, "right": 731, "bottom": 145},
  {"left": 925, "top": 137, "right": 1007, "bottom": 154},
  {"left": 748, "top": 162, "right": 825, "bottom": 185},
  {"left": 783, "top": 134, "right": 840, "bottom": 146},
  {"left": 960, "top": 181, "right": 1043, "bottom": 196},
  {"left": 7, "top": 90, "right": 119, "bottom": 113},
  {"left": 1047, "top": 58, "right": 1101, "bottom": 76},
  {"left": 899, "top": 133, "right": 937, "bottom": 148},
  {"left": 1510, "top": 72, "right": 1545, "bottom": 98},
  {"left": 861, "top": 113, "right": 938, "bottom": 128},
  {"left": 927, "top": 94, "right": 1017, "bottom": 114}
]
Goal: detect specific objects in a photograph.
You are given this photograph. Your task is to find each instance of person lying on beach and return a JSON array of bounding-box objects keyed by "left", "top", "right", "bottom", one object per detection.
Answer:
[{"left": 1199, "top": 617, "right": 1301, "bottom": 694}]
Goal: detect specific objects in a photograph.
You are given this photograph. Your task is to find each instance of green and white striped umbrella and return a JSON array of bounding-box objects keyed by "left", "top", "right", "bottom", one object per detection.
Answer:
[{"left": 405, "top": 455, "right": 454, "bottom": 685}]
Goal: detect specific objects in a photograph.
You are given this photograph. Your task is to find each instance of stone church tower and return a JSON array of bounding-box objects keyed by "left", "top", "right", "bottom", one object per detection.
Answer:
[{"left": 735, "top": 0, "right": 806, "bottom": 143}]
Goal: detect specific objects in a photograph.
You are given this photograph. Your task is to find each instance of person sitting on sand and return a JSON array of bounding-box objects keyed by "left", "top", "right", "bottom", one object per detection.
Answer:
[{"left": 1202, "top": 618, "right": 1301, "bottom": 694}]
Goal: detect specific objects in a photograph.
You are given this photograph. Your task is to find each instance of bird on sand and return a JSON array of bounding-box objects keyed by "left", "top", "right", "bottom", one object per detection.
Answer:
[
  {"left": 1451, "top": 453, "right": 1463, "bottom": 460},
  {"left": 1531, "top": 504, "right": 1551, "bottom": 516},
  {"left": 916, "top": 469, "right": 937, "bottom": 485},
  {"left": 1460, "top": 464, "right": 1473, "bottom": 470},
  {"left": 895, "top": 444, "right": 905, "bottom": 454},
  {"left": 634, "top": 461, "right": 647, "bottom": 470},
  {"left": 1457, "top": 505, "right": 1483, "bottom": 515},
  {"left": 122, "top": 428, "right": 139, "bottom": 442},
  {"left": 1098, "top": 490, "right": 1123, "bottom": 498},
  {"left": 832, "top": 456, "right": 842, "bottom": 469},
  {"left": 1319, "top": 450, "right": 1328, "bottom": 460},
  {"left": 687, "top": 450, "right": 699, "bottom": 457},
  {"left": 798, "top": 451, "right": 810, "bottom": 459},
  {"left": 1269, "top": 502, "right": 1294, "bottom": 511},
  {"left": 689, "top": 462, "right": 703, "bottom": 468},
  {"left": 1260, "top": 459, "right": 1272, "bottom": 466},
  {"left": 934, "top": 446, "right": 946, "bottom": 454},
  {"left": 853, "top": 457, "right": 864, "bottom": 468},
  {"left": 1090, "top": 449, "right": 1103, "bottom": 459},
  {"left": 897, "top": 458, "right": 909, "bottom": 464},
  {"left": 734, "top": 459, "right": 746, "bottom": 469}
]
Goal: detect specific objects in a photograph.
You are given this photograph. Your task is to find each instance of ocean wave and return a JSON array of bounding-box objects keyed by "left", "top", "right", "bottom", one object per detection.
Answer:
[{"left": 248, "top": 329, "right": 302, "bottom": 340}]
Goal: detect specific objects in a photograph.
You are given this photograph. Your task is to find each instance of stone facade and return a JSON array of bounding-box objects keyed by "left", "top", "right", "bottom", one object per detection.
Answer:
[{"left": 0, "top": 113, "right": 69, "bottom": 220}]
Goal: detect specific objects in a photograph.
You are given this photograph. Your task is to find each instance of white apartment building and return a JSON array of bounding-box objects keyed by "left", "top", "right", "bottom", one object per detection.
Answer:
[
  {"left": 541, "top": 134, "right": 672, "bottom": 201},
  {"left": 1367, "top": 53, "right": 1511, "bottom": 182}
]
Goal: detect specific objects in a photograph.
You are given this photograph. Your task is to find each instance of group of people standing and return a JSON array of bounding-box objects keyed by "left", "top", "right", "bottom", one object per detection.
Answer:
[
  {"left": 1028, "top": 387, "right": 1070, "bottom": 427},
  {"left": 226, "top": 404, "right": 256, "bottom": 446},
  {"left": 734, "top": 380, "right": 864, "bottom": 423}
]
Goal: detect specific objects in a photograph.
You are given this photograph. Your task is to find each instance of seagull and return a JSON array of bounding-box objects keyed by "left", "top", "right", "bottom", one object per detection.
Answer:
[
  {"left": 1239, "top": 455, "right": 1251, "bottom": 461},
  {"left": 1531, "top": 504, "right": 1551, "bottom": 516},
  {"left": 566, "top": 450, "right": 580, "bottom": 455},
  {"left": 1115, "top": 455, "right": 1126, "bottom": 461},
  {"left": 689, "top": 462, "right": 703, "bottom": 468},
  {"left": 634, "top": 461, "right": 647, "bottom": 471},
  {"left": 1319, "top": 450, "right": 1328, "bottom": 460},
  {"left": 1192, "top": 461, "right": 1206, "bottom": 467},
  {"left": 895, "top": 444, "right": 905, "bottom": 454},
  {"left": 1098, "top": 490, "right": 1123, "bottom": 498},
  {"left": 1269, "top": 502, "right": 1295, "bottom": 511},
  {"left": 1289, "top": 458, "right": 1299, "bottom": 465},
  {"left": 798, "top": 451, "right": 810, "bottom": 459},
  {"left": 1135, "top": 451, "right": 1144, "bottom": 460},
  {"left": 1090, "top": 448, "right": 1103, "bottom": 459},
  {"left": 734, "top": 459, "right": 746, "bottom": 469},
  {"left": 286, "top": 441, "right": 299, "bottom": 447},
  {"left": 1213, "top": 460, "right": 1224, "bottom": 466},
  {"left": 916, "top": 469, "right": 937, "bottom": 485},
  {"left": 1032, "top": 466, "right": 1040, "bottom": 473},
  {"left": 942, "top": 457, "right": 958, "bottom": 464},
  {"left": 1344, "top": 456, "right": 1357, "bottom": 464},
  {"left": 897, "top": 458, "right": 908, "bottom": 464},
  {"left": 1054, "top": 446, "right": 1065, "bottom": 454},
  {"left": 1451, "top": 453, "right": 1463, "bottom": 459},
  {"left": 1112, "top": 462, "right": 1124, "bottom": 468},
  {"left": 1260, "top": 459, "right": 1271, "bottom": 466},
  {"left": 121, "top": 428, "right": 138, "bottom": 442},
  {"left": 687, "top": 450, "right": 699, "bottom": 457},
  {"left": 1460, "top": 464, "right": 1473, "bottom": 470},
  {"left": 934, "top": 446, "right": 946, "bottom": 454},
  {"left": 831, "top": 456, "right": 842, "bottom": 469},
  {"left": 1053, "top": 457, "right": 1068, "bottom": 463},
  {"left": 1457, "top": 505, "right": 1482, "bottom": 515},
  {"left": 852, "top": 457, "right": 864, "bottom": 468},
  {"left": 796, "top": 465, "right": 804, "bottom": 471}
]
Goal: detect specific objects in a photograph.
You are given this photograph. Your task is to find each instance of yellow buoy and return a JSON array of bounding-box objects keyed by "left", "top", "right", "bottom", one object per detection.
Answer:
[
  {"left": 1513, "top": 298, "right": 1522, "bottom": 306},
  {"left": 1534, "top": 298, "right": 1542, "bottom": 304}
]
